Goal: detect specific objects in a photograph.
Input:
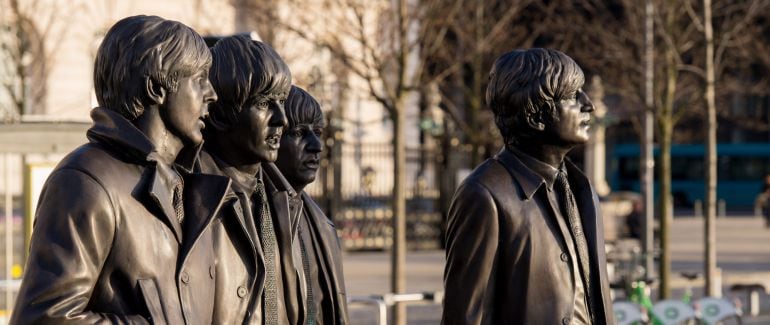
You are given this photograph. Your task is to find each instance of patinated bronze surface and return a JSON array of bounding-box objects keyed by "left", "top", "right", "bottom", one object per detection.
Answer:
[
  {"left": 11, "top": 15, "right": 222, "bottom": 324},
  {"left": 275, "top": 85, "right": 350, "bottom": 324},
  {"left": 193, "top": 35, "right": 307, "bottom": 324},
  {"left": 442, "top": 48, "right": 614, "bottom": 325}
]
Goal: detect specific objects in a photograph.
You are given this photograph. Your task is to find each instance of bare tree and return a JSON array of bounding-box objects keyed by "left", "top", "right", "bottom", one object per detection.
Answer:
[{"left": 0, "top": 0, "right": 77, "bottom": 120}]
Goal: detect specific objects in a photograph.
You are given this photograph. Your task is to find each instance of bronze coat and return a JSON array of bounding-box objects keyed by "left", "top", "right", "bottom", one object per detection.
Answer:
[
  {"left": 442, "top": 149, "right": 613, "bottom": 325},
  {"left": 194, "top": 151, "right": 306, "bottom": 324},
  {"left": 11, "top": 108, "right": 228, "bottom": 324},
  {"left": 300, "top": 191, "right": 349, "bottom": 324}
]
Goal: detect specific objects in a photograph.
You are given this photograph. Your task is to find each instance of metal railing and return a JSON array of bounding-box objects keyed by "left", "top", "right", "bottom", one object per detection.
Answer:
[{"left": 348, "top": 291, "right": 444, "bottom": 325}]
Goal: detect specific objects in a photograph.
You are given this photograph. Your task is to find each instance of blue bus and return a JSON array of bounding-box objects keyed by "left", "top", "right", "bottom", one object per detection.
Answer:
[{"left": 609, "top": 143, "right": 770, "bottom": 209}]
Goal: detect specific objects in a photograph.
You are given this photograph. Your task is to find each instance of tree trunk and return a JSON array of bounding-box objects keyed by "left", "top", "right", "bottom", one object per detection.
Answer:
[
  {"left": 658, "top": 43, "right": 678, "bottom": 299},
  {"left": 391, "top": 0, "right": 408, "bottom": 323},
  {"left": 642, "top": 0, "right": 656, "bottom": 280},
  {"left": 391, "top": 105, "right": 407, "bottom": 325},
  {"left": 703, "top": 0, "right": 719, "bottom": 297}
]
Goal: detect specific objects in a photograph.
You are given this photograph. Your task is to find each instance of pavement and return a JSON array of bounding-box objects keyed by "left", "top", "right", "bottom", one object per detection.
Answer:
[{"left": 343, "top": 215, "right": 770, "bottom": 324}]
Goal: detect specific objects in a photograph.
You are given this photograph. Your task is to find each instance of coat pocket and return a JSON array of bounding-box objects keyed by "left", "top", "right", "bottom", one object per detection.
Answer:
[{"left": 138, "top": 278, "right": 168, "bottom": 325}]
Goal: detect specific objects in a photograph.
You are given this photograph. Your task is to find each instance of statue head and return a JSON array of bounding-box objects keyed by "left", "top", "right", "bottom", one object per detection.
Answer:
[
  {"left": 94, "top": 15, "right": 216, "bottom": 146},
  {"left": 486, "top": 48, "right": 594, "bottom": 150},
  {"left": 207, "top": 35, "right": 291, "bottom": 164},
  {"left": 275, "top": 86, "right": 326, "bottom": 191},
  {"left": 94, "top": 15, "right": 214, "bottom": 116}
]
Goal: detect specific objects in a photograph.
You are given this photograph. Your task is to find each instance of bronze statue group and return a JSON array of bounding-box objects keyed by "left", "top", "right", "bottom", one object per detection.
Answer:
[{"left": 11, "top": 15, "right": 614, "bottom": 325}]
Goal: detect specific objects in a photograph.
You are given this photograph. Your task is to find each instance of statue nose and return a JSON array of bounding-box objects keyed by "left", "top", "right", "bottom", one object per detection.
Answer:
[{"left": 579, "top": 91, "right": 594, "bottom": 112}]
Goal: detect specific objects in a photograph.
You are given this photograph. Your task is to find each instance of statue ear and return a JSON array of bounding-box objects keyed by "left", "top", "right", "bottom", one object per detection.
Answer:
[
  {"left": 525, "top": 113, "right": 546, "bottom": 131},
  {"left": 145, "top": 77, "right": 167, "bottom": 105}
]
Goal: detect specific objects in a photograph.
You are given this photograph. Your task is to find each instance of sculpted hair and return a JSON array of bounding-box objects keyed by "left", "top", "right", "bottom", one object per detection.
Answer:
[
  {"left": 208, "top": 35, "right": 292, "bottom": 130},
  {"left": 93, "top": 15, "right": 212, "bottom": 120},
  {"left": 485, "top": 48, "right": 584, "bottom": 147},
  {"left": 284, "top": 86, "right": 325, "bottom": 129}
]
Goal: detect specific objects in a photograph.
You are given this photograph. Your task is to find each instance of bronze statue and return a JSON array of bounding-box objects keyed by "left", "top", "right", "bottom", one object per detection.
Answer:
[
  {"left": 11, "top": 15, "right": 221, "bottom": 323},
  {"left": 275, "top": 85, "right": 349, "bottom": 324},
  {"left": 195, "top": 35, "right": 306, "bottom": 324},
  {"left": 442, "top": 48, "right": 614, "bottom": 325}
]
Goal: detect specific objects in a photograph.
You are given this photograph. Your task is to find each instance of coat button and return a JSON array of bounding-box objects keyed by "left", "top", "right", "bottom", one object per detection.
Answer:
[
  {"left": 560, "top": 252, "right": 569, "bottom": 262},
  {"left": 562, "top": 317, "right": 570, "bottom": 325},
  {"left": 209, "top": 265, "right": 215, "bottom": 279},
  {"left": 237, "top": 286, "right": 248, "bottom": 298},
  {"left": 181, "top": 272, "right": 190, "bottom": 284}
]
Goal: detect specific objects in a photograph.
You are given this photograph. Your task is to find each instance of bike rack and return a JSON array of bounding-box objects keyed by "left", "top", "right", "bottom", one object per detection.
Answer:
[{"left": 348, "top": 291, "right": 444, "bottom": 325}]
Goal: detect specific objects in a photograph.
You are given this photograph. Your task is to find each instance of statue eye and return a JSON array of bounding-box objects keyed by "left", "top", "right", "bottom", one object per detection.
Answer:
[{"left": 256, "top": 100, "right": 269, "bottom": 109}]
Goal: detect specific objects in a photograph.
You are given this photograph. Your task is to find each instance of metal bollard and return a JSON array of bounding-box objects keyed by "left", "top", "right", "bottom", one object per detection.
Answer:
[{"left": 718, "top": 199, "right": 726, "bottom": 218}]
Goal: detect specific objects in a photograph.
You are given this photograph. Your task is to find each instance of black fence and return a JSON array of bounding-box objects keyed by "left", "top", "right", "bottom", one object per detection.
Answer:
[{"left": 306, "top": 142, "right": 461, "bottom": 251}]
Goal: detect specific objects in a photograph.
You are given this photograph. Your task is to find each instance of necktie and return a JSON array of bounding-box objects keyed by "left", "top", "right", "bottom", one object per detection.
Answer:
[
  {"left": 299, "top": 222, "right": 316, "bottom": 325},
  {"left": 255, "top": 179, "right": 279, "bottom": 325},
  {"left": 555, "top": 170, "right": 594, "bottom": 315},
  {"left": 172, "top": 180, "right": 184, "bottom": 223}
]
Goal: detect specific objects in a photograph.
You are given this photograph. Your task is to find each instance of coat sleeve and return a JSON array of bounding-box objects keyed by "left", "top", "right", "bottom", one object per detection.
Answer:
[
  {"left": 442, "top": 180, "right": 500, "bottom": 325},
  {"left": 11, "top": 169, "right": 149, "bottom": 324}
]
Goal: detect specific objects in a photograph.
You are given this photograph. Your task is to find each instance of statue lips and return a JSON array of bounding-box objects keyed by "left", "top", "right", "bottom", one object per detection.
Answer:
[
  {"left": 302, "top": 156, "right": 320, "bottom": 171},
  {"left": 266, "top": 131, "right": 282, "bottom": 150},
  {"left": 580, "top": 114, "right": 591, "bottom": 130},
  {"left": 198, "top": 106, "right": 210, "bottom": 130}
]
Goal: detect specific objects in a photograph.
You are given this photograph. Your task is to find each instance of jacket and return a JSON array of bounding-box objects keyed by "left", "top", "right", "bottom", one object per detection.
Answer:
[
  {"left": 442, "top": 148, "right": 614, "bottom": 325},
  {"left": 300, "top": 191, "right": 349, "bottom": 324},
  {"left": 195, "top": 150, "right": 306, "bottom": 324},
  {"left": 11, "top": 108, "right": 228, "bottom": 324}
]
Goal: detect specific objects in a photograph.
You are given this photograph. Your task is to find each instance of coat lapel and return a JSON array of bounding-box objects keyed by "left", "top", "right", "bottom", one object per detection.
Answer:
[
  {"left": 230, "top": 193, "right": 264, "bottom": 296},
  {"left": 263, "top": 163, "right": 306, "bottom": 323},
  {"left": 179, "top": 173, "right": 231, "bottom": 258},
  {"left": 302, "top": 192, "right": 347, "bottom": 324},
  {"left": 146, "top": 168, "right": 183, "bottom": 243},
  {"left": 566, "top": 161, "right": 599, "bottom": 253},
  {"left": 566, "top": 160, "right": 613, "bottom": 324}
]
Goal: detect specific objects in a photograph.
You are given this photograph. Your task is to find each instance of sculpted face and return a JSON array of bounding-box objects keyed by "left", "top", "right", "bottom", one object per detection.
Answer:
[
  {"left": 546, "top": 88, "right": 594, "bottom": 146},
  {"left": 228, "top": 92, "right": 288, "bottom": 163},
  {"left": 276, "top": 121, "right": 324, "bottom": 190},
  {"left": 162, "top": 70, "right": 217, "bottom": 146}
]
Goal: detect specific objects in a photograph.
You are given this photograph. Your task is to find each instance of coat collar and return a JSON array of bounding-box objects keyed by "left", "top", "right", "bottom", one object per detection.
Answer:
[
  {"left": 86, "top": 107, "right": 201, "bottom": 171},
  {"left": 262, "top": 163, "right": 297, "bottom": 198},
  {"left": 263, "top": 162, "right": 301, "bottom": 237},
  {"left": 494, "top": 148, "right": 545, "bottom": 200}
]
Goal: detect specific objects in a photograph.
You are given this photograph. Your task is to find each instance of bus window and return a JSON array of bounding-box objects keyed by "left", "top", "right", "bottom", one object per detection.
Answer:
[
  {"left": 721, "top": 157, "right": 769, "bottom": 181},
  {"left": 671, "top": 157, "right": 703, "bottom": 180}
]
